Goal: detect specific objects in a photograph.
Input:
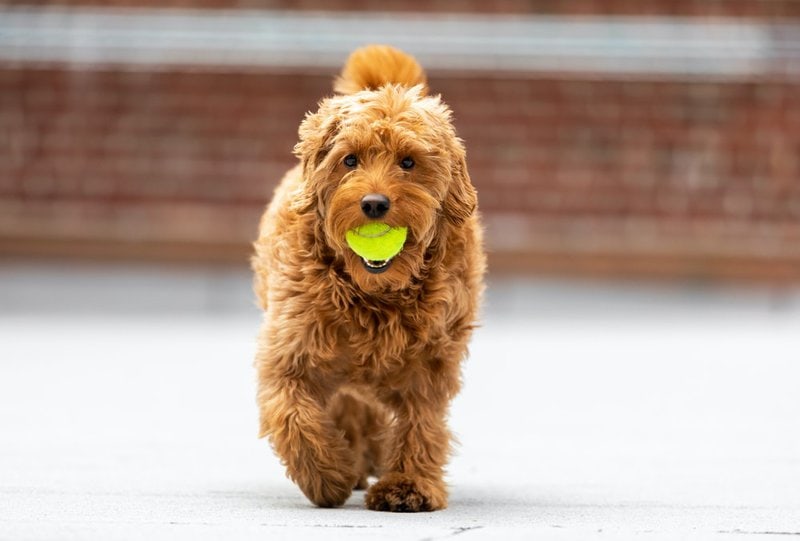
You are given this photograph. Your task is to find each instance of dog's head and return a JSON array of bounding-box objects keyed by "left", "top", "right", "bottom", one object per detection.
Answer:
[{"left": 292, "top": 46, "right": 477, "bottom": 293}]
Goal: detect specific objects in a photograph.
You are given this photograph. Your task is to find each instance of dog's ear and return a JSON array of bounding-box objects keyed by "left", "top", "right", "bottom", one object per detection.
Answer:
[
  {"left": 444, "top": 145, "right": 478, "bottom": 226},
  {"left": 291, "top": 103, "right": 341, "bottom": 214},
  {"left": 293, "top": 105, "right": 340, "bottom": 174}
]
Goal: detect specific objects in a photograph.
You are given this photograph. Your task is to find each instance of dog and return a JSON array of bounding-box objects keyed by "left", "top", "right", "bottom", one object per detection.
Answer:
[{"left": 252, "top": 44, "right": 485, "bottom": 512}]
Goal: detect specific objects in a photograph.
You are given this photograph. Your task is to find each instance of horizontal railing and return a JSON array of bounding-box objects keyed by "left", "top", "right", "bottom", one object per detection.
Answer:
[{"left": 0, "top": 7, "right": 799, "bottom": 78}]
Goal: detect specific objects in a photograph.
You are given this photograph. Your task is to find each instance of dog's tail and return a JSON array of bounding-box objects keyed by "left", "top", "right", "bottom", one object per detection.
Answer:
[{"left": 334, "top": 45, "right": 427, "bottom": 95}]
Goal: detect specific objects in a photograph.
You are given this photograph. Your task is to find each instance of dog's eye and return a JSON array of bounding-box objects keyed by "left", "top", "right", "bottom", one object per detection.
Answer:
[
  {"left": 400, "top": 157, "right": 415, "bottom": 170},
  {"left": 343, "top": 154, "right": 358, "bottom": 168}
]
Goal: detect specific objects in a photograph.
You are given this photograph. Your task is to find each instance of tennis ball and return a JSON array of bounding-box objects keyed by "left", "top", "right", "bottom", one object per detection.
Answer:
[{"left": 345, "top": 222, "right": 408, "bottom": 261}]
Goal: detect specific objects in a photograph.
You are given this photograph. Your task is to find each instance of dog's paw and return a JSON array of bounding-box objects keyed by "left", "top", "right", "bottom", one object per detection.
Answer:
[
  {"left": 353, "top": 475, "right": 370, "bottom": 491},
  {"left": 299, "top": 476, "right": 353, "bottom": 508},
  {"left": 293, "top": 464, "right": 357, "bottom": 508},
  {"left": 365, "top": 472, "right": 446, "bottom": 512}
]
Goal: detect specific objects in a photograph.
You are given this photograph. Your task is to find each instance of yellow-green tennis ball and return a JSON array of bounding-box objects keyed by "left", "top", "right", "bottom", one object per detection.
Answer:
[{"left": 345, "top": 223, "right": 408, "bottom": 261}]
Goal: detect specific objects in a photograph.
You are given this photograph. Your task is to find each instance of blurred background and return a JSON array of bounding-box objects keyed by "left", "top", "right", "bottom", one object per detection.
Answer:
[
  {"left": 2, "top": 3, "right": 800, "bottom": 537},
  {"left": 1, "top": 0, "right": 799, "bottom": 283}
]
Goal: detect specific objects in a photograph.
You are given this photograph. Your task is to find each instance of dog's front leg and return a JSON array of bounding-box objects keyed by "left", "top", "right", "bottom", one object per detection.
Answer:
[
  {"left": 257, "top": 354, "right": 357, "bottom": 507},
  {"left": 365, "top": 389, "right": 451, "bottom": 512}
]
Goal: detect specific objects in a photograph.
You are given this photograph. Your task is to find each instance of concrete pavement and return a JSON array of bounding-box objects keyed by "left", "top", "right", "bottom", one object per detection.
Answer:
[{"left": 1, "top": 263, "right": 799, "bottom": 539}]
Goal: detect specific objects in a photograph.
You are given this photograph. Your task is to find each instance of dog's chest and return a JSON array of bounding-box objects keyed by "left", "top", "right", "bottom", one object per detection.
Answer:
[{"left": 334, "top": 302, "right": 442, "bottom": 375}]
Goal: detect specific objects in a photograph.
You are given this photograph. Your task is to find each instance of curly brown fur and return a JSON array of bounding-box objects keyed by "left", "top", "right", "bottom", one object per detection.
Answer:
[{"left": 252, "top": 45, "right": 485, "bottom": 512}]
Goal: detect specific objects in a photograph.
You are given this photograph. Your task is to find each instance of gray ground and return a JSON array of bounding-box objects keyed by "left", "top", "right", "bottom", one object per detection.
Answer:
[{"left": 1, "top": 262, "right": 799, "bottom": 540}]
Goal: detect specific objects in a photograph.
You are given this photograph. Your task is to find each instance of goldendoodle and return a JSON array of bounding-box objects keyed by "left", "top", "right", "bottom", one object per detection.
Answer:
[{"left": 252, "top": 44, "right": 485, "bottom": 512}]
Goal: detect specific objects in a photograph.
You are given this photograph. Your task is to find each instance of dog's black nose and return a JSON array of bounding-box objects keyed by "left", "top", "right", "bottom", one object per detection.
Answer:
[{"left": 360, "top": 193, "right": 390, "bottom": 219}]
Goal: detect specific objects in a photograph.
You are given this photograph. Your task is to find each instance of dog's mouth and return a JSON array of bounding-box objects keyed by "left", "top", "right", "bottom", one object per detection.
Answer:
[{"left": 361, "top": 257, "right": 393, "bottom": 274}]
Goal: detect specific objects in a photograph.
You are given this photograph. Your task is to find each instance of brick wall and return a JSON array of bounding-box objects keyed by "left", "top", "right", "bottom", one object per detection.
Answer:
[
  {"left": 0, "top": 69, "right": 303, "bottom": 259},
  {"left": 2, "top": 4, "right": 799, "bottom": 282}
]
